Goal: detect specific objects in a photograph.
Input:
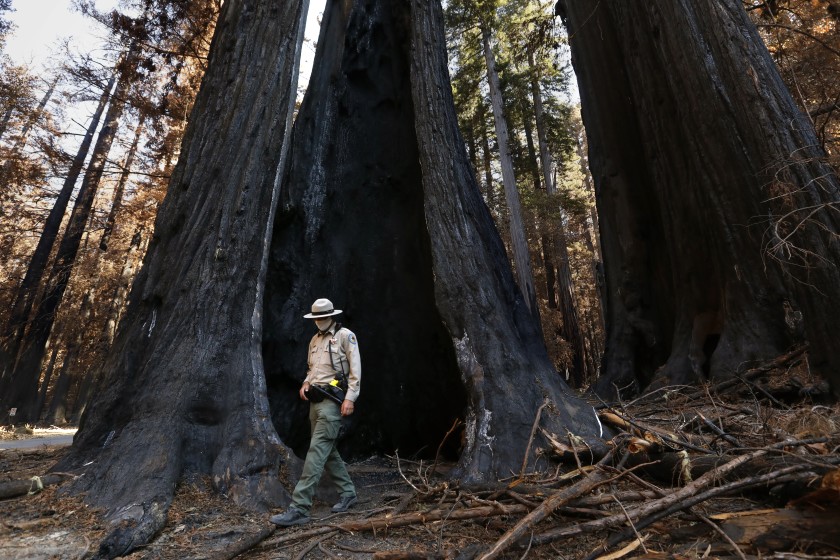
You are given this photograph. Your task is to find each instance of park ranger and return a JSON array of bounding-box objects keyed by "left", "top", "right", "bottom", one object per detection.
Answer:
[{"left": 270, "top": 298, "right": 361, "bottom": 526}]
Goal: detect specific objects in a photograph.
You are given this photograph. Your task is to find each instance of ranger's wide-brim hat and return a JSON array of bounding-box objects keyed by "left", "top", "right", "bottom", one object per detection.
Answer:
[{"left": 303, "top": 298, "right": 343, "bottom": 319}]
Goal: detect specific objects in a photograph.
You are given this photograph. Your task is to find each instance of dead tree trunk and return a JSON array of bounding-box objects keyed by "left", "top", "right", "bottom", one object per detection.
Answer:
[
  {"left": 99, "top": 117, "right": 144, "bottom": 252},
  {"left": 409, "top": 0, "right": 600, "bottom": 480},
  {"left": 54, "top": 0, "right": 308, "bottom": 556},
  {"left": 557, "top": 0, "right": 840, "bottom": 397}
]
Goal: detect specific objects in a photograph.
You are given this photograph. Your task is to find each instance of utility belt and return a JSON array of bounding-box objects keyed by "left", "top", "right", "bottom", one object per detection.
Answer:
[{"left": 305, "top": 377, "right": 347, "bottom": 405}]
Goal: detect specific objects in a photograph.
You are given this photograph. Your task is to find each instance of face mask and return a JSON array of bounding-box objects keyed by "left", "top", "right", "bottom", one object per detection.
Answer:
[{"left": 315, "top": 318, "right": 333, "bottom": 332}]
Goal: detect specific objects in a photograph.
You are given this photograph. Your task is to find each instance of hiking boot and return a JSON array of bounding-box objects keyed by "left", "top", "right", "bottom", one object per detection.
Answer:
[
  {"left": 269, "top": 508, "right": 310, "bottom": 527},
  {"left": 331, "top": 494, "right": 358, "bottom": 513}
]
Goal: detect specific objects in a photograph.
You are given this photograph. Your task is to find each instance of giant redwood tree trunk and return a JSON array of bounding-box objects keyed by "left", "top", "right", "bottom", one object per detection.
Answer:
[
  {"left": 409, "top": 0, "right": 599, "bottom": 479},
  {"left": 557, "top": 0, "right": 840, "bottom": 397},
  {"left": 265, "top": 0, "right": 601, "bottom": 483},
  {"left": 264, "top": 0, "right": 470, "bottom": 460},
  {"left": 54, "top": 0, "right": 307, "bottom": 556}
]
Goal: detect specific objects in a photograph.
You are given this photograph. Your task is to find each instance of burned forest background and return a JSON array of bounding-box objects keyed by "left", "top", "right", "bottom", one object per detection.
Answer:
[{"left": 0, "top": 0, "right": 839, "bottom": 427}]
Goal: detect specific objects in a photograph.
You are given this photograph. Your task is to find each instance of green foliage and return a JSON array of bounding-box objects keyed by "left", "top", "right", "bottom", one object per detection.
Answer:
[{"left": 444, "top": 0, "right": 604, "bottom": 379}]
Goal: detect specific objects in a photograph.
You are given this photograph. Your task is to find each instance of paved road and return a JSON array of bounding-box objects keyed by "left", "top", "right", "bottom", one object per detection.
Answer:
[{"left": 0, "top": 434, "right": 75, "bottom": 450}]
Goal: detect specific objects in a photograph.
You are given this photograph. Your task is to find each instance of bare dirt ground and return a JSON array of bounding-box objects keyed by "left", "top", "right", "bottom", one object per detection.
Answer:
[{"left": 2, "top": 357, "right": 840, "bottom": 560}]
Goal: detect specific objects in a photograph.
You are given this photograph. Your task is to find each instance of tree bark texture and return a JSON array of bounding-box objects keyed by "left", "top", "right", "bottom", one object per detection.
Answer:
[
  {"left": 557, "top": 0, "right": 840, "bottom": 397},
  {"left": 264, "top": 0, "right": 469, "bottom": 461},
  {"left": 55, "top": 0, "right": 307, "bottom": 556},
  {"left": 407, "top": 0, "right": 600, "bottom": 480}
]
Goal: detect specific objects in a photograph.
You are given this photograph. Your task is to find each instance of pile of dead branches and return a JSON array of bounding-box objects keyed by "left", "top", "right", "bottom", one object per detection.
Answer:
[{"left": 241, "top": 347, "right": 839, "bottom": 560}]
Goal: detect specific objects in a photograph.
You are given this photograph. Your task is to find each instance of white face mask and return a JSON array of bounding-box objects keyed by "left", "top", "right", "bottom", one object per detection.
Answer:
[{"left": 314, "top": 318, "right": 333, "bottom": 332}]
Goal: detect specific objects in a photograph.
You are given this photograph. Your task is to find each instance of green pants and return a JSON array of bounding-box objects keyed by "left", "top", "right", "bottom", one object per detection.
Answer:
[{"left": 290, "top": 400, "right": 355, "bottom": 512}]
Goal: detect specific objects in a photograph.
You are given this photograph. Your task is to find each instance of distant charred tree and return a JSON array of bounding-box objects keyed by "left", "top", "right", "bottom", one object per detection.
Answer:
[
  {"left": 557, "top": 0, "right": 840, "bottom": 397},
  {"left": 265, "top": 0, "right": 600, "bottom": 484},
  {"left": 54, "top": 0, "right": 307, "bottom": 556}
]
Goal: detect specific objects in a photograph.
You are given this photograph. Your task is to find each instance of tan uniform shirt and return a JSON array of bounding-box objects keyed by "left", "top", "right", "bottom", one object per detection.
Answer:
[{"left": 304, "top": 323, "right": 361, "bottom": 402}]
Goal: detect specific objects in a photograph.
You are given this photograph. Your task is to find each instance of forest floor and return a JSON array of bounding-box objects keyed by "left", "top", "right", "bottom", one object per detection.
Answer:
[{"left": 2, "top": 350, "right": 840, "bottom": 560}]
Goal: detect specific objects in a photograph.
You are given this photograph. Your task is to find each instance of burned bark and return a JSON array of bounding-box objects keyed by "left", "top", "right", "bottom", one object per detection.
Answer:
[
  {"left": 54, "top": 0, "right": 307, "bottom": 556},
  {"left": 264, "top": 0, "right": 468, "bottom": 460},
  {"left": 557, "top": 0, "right": 840, "bottom": 397},
  {"left": 411, "top": 0, "right": 600, "bottom": 479},
  {"left": 264, "top": 0, "right": 600, "bottom": 482}
]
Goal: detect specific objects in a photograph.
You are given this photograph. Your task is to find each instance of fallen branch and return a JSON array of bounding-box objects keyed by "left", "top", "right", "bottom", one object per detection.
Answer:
[
  {"left": 0, "top": 473, "right": 74, "bottom": 500},
  {"left": 476, "top": 450, "right": 618, "bottom": 560},
  {"left": 520, "top": 400, "right": 548, "bottom": 477},
  {"left": 260, "top": 503, "right": 530, "bottom": 549},
  {"left": 534, "top": 454, "right": 837, "bottom": 548},
  {"left": 209, "top": 525, "right": 276, "bottom": 560}
]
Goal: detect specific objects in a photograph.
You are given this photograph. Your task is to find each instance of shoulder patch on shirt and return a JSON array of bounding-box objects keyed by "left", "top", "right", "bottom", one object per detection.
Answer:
[{"left": 348, "top": 333, "right": 357, "bottom": 345}]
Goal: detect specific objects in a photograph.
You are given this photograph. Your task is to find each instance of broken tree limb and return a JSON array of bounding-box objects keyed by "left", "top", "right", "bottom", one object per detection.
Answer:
[
  {"left": 0, "top": 473, "right": 73, "bottom": 499},
  {"left": 600, "top": 410, "right": 714, "bottom": 454},
  {"left": 209, "top": 524, "right": 277, "bottom": 560},
  {"left": 475, "top": 450, "right": 618, "bottom": 560},
  {"left": 260, "top": 503, "right": 530, "bottom": 549},
  {"left": 593, "top": 462, "right": 836, "bottom": 555},
  {"left": 534, "top": 455, "right": 838, "bottom": 548},
  {"left": 520, "top": 399, "right": 548, "bottom": 477},
  {"left": 532, "top": 447, "right": 771, "bottom": 548},
  {"left": 696, "top": 412, "right": 742, "bottom": 447}
]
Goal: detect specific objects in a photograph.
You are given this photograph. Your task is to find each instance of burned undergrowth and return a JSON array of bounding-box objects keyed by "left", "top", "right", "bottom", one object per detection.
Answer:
[{"left": 2, "top": 347, "right": 839, "bottom": 559}]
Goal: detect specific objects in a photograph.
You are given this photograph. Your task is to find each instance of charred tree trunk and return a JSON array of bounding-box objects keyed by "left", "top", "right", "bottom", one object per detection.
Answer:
[
  {"left": 99, "top": 117, "right": 144, "bottom": 252},
  {"left": 9, "top": 77, "right": 56, "bottom": 151},
  {"left": 43, "top": 342, "right": 76, "bottom": 426},
  {"left": 0, "top": 74, "right": 115, "bottom": 387},
  {"left": 557, "top": 0, "right": 840, "bottom": 397},
  {"left": 264, "top": 0, "right": 470, "bottom": 460},
  {"left": 409, "top": 0, "right": 600, "bottom": 480},
  {"left": 263, "top": 0, "right": 600, "bottom": 482},
  {"left": 33, "top": 344, "right": 59, "bottom": 422},
  {"left": 54, "top": 0, "right": 308, "bottom": 556}
]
